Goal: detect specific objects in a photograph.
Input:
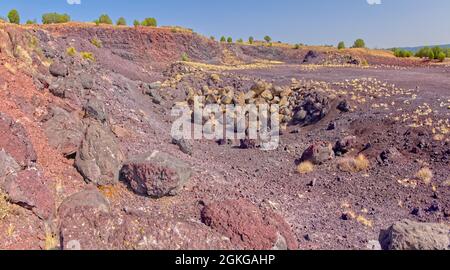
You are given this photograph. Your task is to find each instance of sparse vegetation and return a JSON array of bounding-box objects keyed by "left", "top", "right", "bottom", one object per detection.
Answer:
[
  {"left": 338, "top": 41, "right": 346, "bottom": 50},
  {"left": 116, "top": 17, "right": 127, "bottom": 26},
  {"left": 414, "top": 46, "right": 448, "bottom": 60},
  {"left": 98, "top": 14, "right": 113, "bottom": 25},
  {"left": 297, "top": 161, "right": 314, "bottom": 174},
  {"left": 133, "top": 20, "right": 140, "bottom": 27},
  {"left": 210, "top": 36, "right": 215, "bottom": 41},
  {"left": 141, "top": 17, "right": 157, "bottom": 27},
  {"left": 294, "top": 44, "right": 300, "bottom": 49},
  {"left": 248, "top": 36, "right": 254, "bottom": 44},
  {"left": 91, "top": 38, "right": 103, "bottom": 48},
  {"left": 237, "top": 38, "right": 243, "bottom": 43},
  {"left": 80, "top": 51, "right": 95, "bottom": 61},
  {"left": 437, "top": 52, "right": 446, "bottom": 62},
  {"left": 393, "top": 48, "right": 413, "bottom": 58},
  {"left": 352, "top": 39, "right": 366, "bottom": 49},
  {"left": 181, "top": 52, "right": 190, "bottom": 62},
  {"left": 0, "top": 191, "right": 10, "bottom": 220},
  {"left": 66, "top": 46, "right": 77, "bottom": 57},
  {"left": 338, "top": 154, "right": 370, "bottom": 173},
  {"left": 42, "top": 13, "right": 70, "bottom": 24},
  {"left": 415, "top": 167, "right": 433, "bottom": 185},
  {"left": 264, "top": 36, "right": 272, "bottom": 43},
  {"left": 8, "top": 9, "right": 20, "bottom": 24},
  {"left": 26, "top": 19, "right": 37, "bottom": 25}
]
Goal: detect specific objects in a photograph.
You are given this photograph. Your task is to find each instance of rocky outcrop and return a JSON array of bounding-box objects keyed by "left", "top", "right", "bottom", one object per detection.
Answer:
[
  {"left": 2, "top": 168, "right": 55, "bottom": 220},
  {"left": 42, "top": 106, "right": 84, "bottom": 157},
  {"left": 0, "top": 113, "right": 37, "bottom": 168},
  {"left": 58, "top": 188, "right": 233, "bottom": 250},
  {"left": 201, "top": 199, "right": 298, "bottom": 250},
  {"left": 120, "top": 151, "right": 192, "bottom": 198},
  {"left": 75, "top": 121, "right": 125, "bottom": 185},
  {"left": 379, "top": 219, "right": 450, "bottom": 250},
  {"left": 83, "top": 98, "right": 108, "bottom": 123}
]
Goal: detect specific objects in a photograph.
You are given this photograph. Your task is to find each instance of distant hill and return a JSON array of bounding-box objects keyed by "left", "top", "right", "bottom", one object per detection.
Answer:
[{"left": 398, "top": 44, "right": 450, "bottom": 52}]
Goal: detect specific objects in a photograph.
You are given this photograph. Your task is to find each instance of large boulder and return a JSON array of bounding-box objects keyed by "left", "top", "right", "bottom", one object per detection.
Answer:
[
  {"left": 58, "top": 188, "right": 112, "bottom": 250},
  {"left": 75, "top": 121, "right": 125, "bottom": 185},
  {"left": 379, "top": 219, "right": 450, "bottom": 250},
  {"left": 2, "top": 168, "right": 55, "bottom": 220},
  {"left": 49, "top": 62, "right": 68, "bottom": 77},
  {"left": 301, "top": 141, "right": 335, "bottom": 164},
  {"left": 201, "top": 199, "right": 298, "bottom": 250},
  {"left": 42, "top": 107, "right": 84, "bottom": 157},
  {"left": 120, "top": 151, "right": 192, "bottom": 198},
  {"left": 83, "top": 98, "right": 108, "bottom": 123},
  {"left": 0, "top": 113, "right": 37, "bottom": 168}
]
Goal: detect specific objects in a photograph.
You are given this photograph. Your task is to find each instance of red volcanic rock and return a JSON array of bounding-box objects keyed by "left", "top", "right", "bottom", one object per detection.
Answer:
[
  {"left": 3, "top": 168, "right": 55, "bottom": 220},
  {"left": 0, "top": 113, "right": 37, "bottom": 167},
  {"left": 120, "top": 151, "right": 192, "bottom": 198},
  {"left": 201, "top": 199, "right": 298, "bottom": 250}
]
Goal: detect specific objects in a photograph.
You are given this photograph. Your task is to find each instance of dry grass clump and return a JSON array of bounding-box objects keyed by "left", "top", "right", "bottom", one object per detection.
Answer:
[
  {"left": 66, "top": 46, "right": 77, "bottom": 57},
  {"left": 0, "top": 191, "right": 10, "bottom": 220},
  {"left": 415, "top": 167, "right": 433, "bottom": 185},
  {"left": 337, "top": 154, "right": 370, "bottom": 173},
  {"left": 80, "top": 51, "right": 95, "bottom": 61},
  {"left": 297, "top": 161, "right": 314, "bottom": 174}
]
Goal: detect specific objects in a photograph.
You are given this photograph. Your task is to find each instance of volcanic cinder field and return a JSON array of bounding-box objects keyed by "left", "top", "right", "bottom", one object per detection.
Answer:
[{"left": 0, "top": 22, "right": 449, "bottom": 250}]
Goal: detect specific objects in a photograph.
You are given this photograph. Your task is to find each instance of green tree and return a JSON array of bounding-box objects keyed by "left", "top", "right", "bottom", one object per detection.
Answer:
[
  {"left": 42, "top": 13, "right": 70, "bottom": 24},
  {"left": 116, "top": 17, "right": 127, "bottom": 26},
  {"left": 248, "top": 36, "right": 254, "bottom": 44},
  {"left": 264, "top": 35, "right": 272, "bottom": 43},
  {"left": 133, "top": 20, "right": 140, "bottom": 27},
  {"left": 141, "top": 17, "right": 157, "bottom": 27},
  {"left": 26, "top": 19, "right": 37, "bottom": 25},
  {"left": 98, "top": 14, "right": 113, "bottom": 25},
  {"left": 220, "top": 36, "right": 226, "bottom": 42},
  {"left": 337, "top": 41, "right": 346, "bottom": 50},
  {"left": 8, "top": 9, "right": 20, "bottom": 24},
  {"left": 427, "top": 50, "right": 435, "bottom": 60},
  {"left": 227, "top": 37, "right": 233, "bottom": 43},
  {"left": 237, "top": 38, "right": 243, "bottom": 43},
  {"left": 437, "top": 52, "right": 446, "bottom": 62},
  {"left": 352, "top": 39, "right": 366, "bottom": 48}
]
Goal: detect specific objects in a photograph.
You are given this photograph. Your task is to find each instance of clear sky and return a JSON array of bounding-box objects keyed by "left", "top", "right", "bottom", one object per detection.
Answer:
[{"left": 1, "top": 0, "right": 449, "bottom": 48}]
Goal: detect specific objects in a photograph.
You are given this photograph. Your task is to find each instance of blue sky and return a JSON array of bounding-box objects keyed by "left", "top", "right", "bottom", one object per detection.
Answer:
[{"left": 1, "top": 0, "right": 449, "bottom": 48}]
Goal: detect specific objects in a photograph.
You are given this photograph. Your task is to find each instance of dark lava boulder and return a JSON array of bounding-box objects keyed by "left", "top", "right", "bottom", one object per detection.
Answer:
[
  {"left": 303, "top": 50, "right": 320, "bottom": 64},
  {"left": 291, "top": 89, "right": 333, "bottom": 126},
  {"left": 42, "top": 107, "right": 84, "bottom": 157},
  {"left": 0, "top": 113, "right": 37, "bottom": 168},
  {"left": 75, "top": 121, "right": 125, "bottom": 185},
  {"left": 49, "top": 62, "right": 68, "bottom": 77},
  {"left": 201, "top": 199, "right": 298, "bottom": 250},
  {"left": 379, "top": 219, "right": 449, "bottom": 250},
  {"left": 83, "top": 98, "right": 108, "bottom": 123},
  {"left": 120, "top": 151, "right": 192, "bottom": 198}
]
